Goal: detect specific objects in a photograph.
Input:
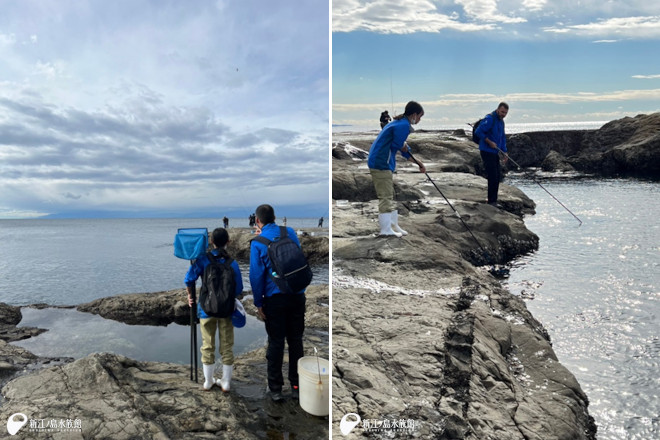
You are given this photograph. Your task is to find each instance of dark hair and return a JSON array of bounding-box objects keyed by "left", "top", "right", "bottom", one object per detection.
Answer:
[
  {"left": 210, "top": 228, "right": 230, "bottom": 259},
  {"left": 498, "top": 102, "right": 509, "bottom": 110},
  {"left": 255, "top": 204, "right": 276, "bottom": 225},
  {"left": 393, "top": 101, "right": 424, "bottom": 120}
]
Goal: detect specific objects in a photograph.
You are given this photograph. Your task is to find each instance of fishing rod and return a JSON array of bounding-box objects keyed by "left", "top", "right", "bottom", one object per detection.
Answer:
[
  {"left": 390, "top": 69, "right": 394, "bottom": 115},
  {"left": 409, "top": 152, "right": 509, "bottom": 278},
  {"left": 467, "top": 123, "right": 583, "bottom": 225},
  {"left": 501, "top": 148, "right": 583, "bottom": 225}
]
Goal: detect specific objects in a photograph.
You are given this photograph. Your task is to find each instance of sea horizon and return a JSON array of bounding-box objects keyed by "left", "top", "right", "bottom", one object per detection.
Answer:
[{"left": 333, "top": 120, "right": 609, "bottom": 134}]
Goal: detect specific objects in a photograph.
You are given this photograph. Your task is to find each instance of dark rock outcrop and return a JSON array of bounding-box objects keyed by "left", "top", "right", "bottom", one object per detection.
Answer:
[
  {"left": 77, "top": 289, "right": 191, "bottom": 326},
  {"left": 507, "top": 113, "right": 660, "bottom": 178},
  {"left": 0, "top": 303, "right": 48, "bottom": 343},
  {"left": 0, "top": 303, "right": 72, "bottom": 388},
  {"left": 76, "top": 285, "right": 329, "bottom": 330},
  {"left": 226, "top": 229, "right": 328, "bottom": 264},
  {"left": 541, "top": 150, "right": 576, "bottom": 172}
]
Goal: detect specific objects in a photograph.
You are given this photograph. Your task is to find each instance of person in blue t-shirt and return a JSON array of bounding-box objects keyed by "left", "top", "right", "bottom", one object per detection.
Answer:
[
  {"left": 249, "top": 204, "right": 306, "bottom": 402},
  {"left": 368, "top": 101, "right": 426, "bottom": 237},
  {"left": 185, "top": 228, "right": 243, "bottom": 392},
  {"left": 475, "top": 102, "right": 509, "bottom": 207}
]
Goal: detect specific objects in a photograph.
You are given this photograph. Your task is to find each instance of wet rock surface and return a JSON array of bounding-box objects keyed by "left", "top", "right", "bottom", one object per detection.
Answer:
[
  {"left": 2, "top": 287, "right": 328, "bottom": 437},
  {"left": 0, "top": 347, "right": 327, "bottom": 439},
  {"left": 332, "top": 130, "right": 596, "bottom": 439}
]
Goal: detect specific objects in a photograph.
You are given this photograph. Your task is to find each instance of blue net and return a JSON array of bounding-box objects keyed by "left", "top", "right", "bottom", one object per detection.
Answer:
[{"left": 173, "top": 228, "right": 208, "bottom": 260}]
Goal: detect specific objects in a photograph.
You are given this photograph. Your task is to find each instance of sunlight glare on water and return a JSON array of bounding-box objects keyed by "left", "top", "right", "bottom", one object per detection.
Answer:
[{"left": 504, "top": 177, "right": 659, "bottom": 440}]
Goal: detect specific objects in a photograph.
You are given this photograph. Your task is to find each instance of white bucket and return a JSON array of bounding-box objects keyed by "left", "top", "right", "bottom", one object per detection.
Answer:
[{"left": 297, "top": 356, "right": 330, "bottom": 416}]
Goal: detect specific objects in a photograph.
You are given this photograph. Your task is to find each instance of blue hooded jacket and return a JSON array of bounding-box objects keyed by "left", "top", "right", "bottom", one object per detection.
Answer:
[
  {"left": 184, "top": 250, "right": 243, "bottom": 320},
  {"left": 475, "top": 111, "right": 507, "bottom": 153},
  {"left": 249, "top": 223, "right": 305, "bottom": 308},
  {"left": 367, "top": 117, "right": 413, "bottom": 171}
]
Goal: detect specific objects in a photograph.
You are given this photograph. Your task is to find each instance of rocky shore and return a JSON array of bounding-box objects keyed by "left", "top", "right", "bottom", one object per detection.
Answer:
[
  {"left": 0, "top": 231, "right": 329, "bottom": 439},
  {"left": 332, "top": 124, "right": 600, "bottom": 438},
  {"left": 506, "top": 112, "right": 660, "bottom": 178}
]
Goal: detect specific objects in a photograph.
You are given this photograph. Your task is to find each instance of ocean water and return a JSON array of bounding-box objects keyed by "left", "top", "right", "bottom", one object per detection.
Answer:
[
  {"left": 0, "top": 217, "right": 328, "bottom": 365},
  {"left": 0, "top": 217, "right": 327, "bottom": 306},
  {"left": 504, "top": 177, "right": 659, "bottom": 440}
]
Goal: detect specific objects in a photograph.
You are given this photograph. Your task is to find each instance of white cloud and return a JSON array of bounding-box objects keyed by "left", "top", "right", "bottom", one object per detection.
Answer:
[
  {"left": 333, "top": 0, "right": 501, "bottom": 34},
  {"left": 632, "top": 74, "right": 660, "bottom": 79},
  {"left": 333, "top": 0, "right": 660, "bottom": 39},
  {"left": 33, "top": 61, "right": 67, "bottom": 79},
  {"left": 521, "top": 0, "right": 547, "bottom": 12},
  {"left": 454, "top": 0, "right": 527, "bottom": 24},
  {"left": 544, "top": 16, "right": 660, "bottom": 38},
  {"left": 333, "top": 88, "right": 660, "bottom": 113}
]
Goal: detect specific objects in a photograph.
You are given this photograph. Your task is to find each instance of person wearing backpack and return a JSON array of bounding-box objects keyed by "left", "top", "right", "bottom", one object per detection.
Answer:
[
  {"left": 184, "top": 228, "right": 243, "bottom": 392},
  {"left": 379, "top": 110, "right": 391, "bottom": 129},
  {"left": 249, "top": 204, "right": 311, "bottom": 402},
  {"left": 368, "top": 101, "right": 426, "bottom": 237},
  {"left": 475, "top": 102, "right": 509, "bottom": 207}
]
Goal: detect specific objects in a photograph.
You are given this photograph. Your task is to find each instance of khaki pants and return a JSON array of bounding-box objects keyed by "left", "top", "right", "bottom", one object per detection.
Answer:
[
  {"left": 200, "top": 317, "right": 234, "bottom": 365},
  {"left": 370, "top": 168, "right": 395, "bottom": 213}
]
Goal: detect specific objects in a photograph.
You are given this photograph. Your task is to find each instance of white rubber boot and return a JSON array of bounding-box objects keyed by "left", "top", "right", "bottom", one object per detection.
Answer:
[
  {"left": 202, "top": 364, "right": 216, "bottom": 391},
  {"left": 219, "top": 364, "right": 233, "bottom": 392},
  {"left": 390, "top": 210, "right": 408, "bottom": 236},
  {"left": 378, "top": 213, "right": 402, "bottom": 237}
]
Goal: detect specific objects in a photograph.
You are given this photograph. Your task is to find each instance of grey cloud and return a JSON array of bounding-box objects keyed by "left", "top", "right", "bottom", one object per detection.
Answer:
[{"left": 0, "top": 91, "right": 327, "bottom": 216}]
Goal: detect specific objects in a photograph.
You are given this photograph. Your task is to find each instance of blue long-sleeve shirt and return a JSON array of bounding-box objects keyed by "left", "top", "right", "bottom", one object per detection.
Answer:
[
  {"left": 476, "top": 111, "right": 507, "bottom": 153},
  {"left": 184, "top": 249, "right": 243, "bottom": 319},
  {"left": 367, "top": 117, "right": 413, "bottom": 171},
  {"left": 249, "top": 223, "right": 304, "bottom": 308}
]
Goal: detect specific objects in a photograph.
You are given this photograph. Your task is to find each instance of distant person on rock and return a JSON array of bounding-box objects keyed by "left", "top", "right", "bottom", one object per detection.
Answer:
[
  {"left": 185, "top": 228, "right": 243, "bottom": 392},
  {"left": 475, "top": 102, "right": 509, "bottom": 207},
  {"left": 368, "top": 101, "right": 426, "bottom": 237},
  {"left": 379, "top": 110, "right": 391, "bottom": 129},
  {"left": 318, "top": 216, "right": 323, "bottom": 228},
  {"left": 223, "top": 216, "right": 229, "bottom": 228}
]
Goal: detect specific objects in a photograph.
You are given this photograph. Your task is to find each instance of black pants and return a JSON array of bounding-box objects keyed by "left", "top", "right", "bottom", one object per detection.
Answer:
[
  {"left": 480, "top": 150, "right": 501, "bottom": 203},
  {"left": 264, "top": 293, "right": 306, "bottom": 391}
]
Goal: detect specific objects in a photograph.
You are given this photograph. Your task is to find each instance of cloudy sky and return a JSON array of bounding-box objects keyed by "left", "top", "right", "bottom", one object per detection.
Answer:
[
  {"left": 0, "top": 0, "right": 329, "bottom": 219},
  {"left": 333, "top": 0, "right": 660, "bottom": 131}
]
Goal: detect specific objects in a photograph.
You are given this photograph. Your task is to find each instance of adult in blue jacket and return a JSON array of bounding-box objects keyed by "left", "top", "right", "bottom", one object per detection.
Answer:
[
  {"left": 475, "top": 102, "right": 509, "bottom": 206},
  {"left": 185, "top": 228, "right": 244, "bottom": 392},
  {"left": 250, "top": 204, "right": 306, "bottom": 401},
  {"left": 368, "top": 101, "right": 426, "bottom": 237}
]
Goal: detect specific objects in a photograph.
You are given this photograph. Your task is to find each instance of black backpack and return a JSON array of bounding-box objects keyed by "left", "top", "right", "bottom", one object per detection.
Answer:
[
  {"left": 198, "top": 253, "right": 236, "bottom": 318},
  {"left": 253, "top": 226, "right": 313, "bottom": 294},
  {"left": 471, "top": 111, "right": 500, "bottom": 143}
]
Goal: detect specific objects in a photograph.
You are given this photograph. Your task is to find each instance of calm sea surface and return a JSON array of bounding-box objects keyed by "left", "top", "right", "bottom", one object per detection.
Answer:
[
  {"left": 1, "top": 217, "right": 328, "bottom": 364},
  {"left": 0, "top": 217, "right": 327, "bottom": 306},
  {"left": 504, "top": 177, "right": 659, "bottom": 440}
]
